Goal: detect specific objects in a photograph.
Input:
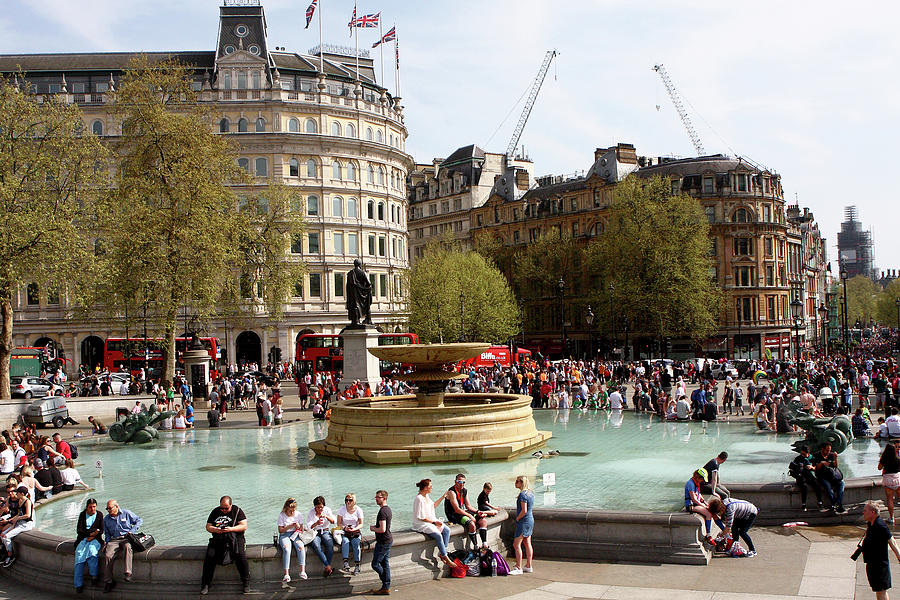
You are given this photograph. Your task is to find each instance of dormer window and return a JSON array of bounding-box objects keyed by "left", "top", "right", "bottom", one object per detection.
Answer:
[
  {"left": 224, "top": 45, "right": 236, "bottom": 55},
  {"left": 248, "top": 45, "right": 260, "bottom": 56},
  {"left": 235, "top": 24, "right": 249, "bottom": 37}
]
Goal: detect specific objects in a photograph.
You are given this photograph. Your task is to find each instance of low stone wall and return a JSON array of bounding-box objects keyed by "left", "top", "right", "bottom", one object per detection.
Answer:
[
  {"left": 5, "top": 510, "right": 509, "bottom": 599},
  {"left": 499, "top": 508, "right": 710, "bottom": 565},
  {"left": 0, "top": 395, "right": 156, "bottom": 427},
  {"left": 728, "top": 476, "right": 882, "bottom": 525}
]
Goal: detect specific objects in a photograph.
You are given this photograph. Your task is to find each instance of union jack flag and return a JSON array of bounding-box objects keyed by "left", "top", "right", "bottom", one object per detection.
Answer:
[
  {"left": 304, "top": 0, "right": 317, "bottom": 29},
  {"left": 348, "top": 5, "right": 356, "bottom": 36},
  {"left": 372, "top": 26, "right": 395, "bottom": 48},
  {"left": 351, "top": 12, "right": 380, "bottom": 28}
]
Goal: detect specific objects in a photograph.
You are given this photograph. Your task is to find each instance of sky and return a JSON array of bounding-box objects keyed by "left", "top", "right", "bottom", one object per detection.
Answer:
[{"left": 3, "top": 0, "right": 898, "bottom": 270}]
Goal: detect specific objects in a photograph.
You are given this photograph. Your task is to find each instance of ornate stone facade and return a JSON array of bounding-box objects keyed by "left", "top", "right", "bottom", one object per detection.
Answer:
[{"left": 1, "top": 1, "right": 412, "bottom": 371}]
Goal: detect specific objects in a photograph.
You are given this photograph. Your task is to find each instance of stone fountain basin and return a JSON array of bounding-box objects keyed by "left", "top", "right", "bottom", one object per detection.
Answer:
[
  {"left": 368, "top": 342, "right": 490, "bottom": 367},
  {"left": 309, "top": 393, "right": 551, "bottom": 464}
]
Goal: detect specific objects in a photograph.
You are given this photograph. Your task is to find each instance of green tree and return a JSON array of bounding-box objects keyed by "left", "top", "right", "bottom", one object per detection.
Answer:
[
  {"left": 407, "top": 241, "right": 518, "bottom": 343},
  {"left": 95, "top": 57, "right": 304, "bottom": 383},
  {"left": 584, "top": 175, "right": 721, "bottom": 343},
  {"left": 876, "top": 279, "right": 900, "bottom": 327},
  {"left": 512, "top": 229, "right": 584, "bottom": 298},
  {"left": 845, "top": 275, "right": 879, "bottom": 326},
  {"left": 0, "top": 75, "right": 107, "bottom": 400}
]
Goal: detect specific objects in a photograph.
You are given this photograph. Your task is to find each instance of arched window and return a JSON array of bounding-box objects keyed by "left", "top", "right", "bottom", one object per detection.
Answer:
[
  {"left": 376, "top": 129, "right": 383, "bottom": 143},
  {"left": 306, "top": 159, "right": 317, "bottom": 178},
  {"left": 288, "top": 118, "right": 300, "bottom": 133},
  {"left": 346, "top": 123, "right": 356, "bottom": 138},
  {"left": 238, "top": 118, "right": 248, "bottom": 133},
  {"left": 367, "top": 200, "right": 375, "bottom": 220},
  {"left": 255, "top": 118, "right": 265, "bottom": 132},
  {"left": 305, "top": 119, "right": 318, "bottom": 134},
  {"left": 347, "top": 163, "right": 356, "bottom": 181},
  {"left": 289, "top": 158, "right": 299, "bottom": 177},
  {"left": 255, "top": 157, "right": 268, "bottom": 177},
  {"left": 733, "top": 208, "right": 751, "bottom": 223},
  {"left": 377, "top": 167, "right": 385, "bottom": 185},
  {"left": 367, "top": 165, "right": 375, "bottom": 183},
  {"left": 332, "top": 196, "right": 343, "bottom": 217},
  {"left": 92, "top": 120, "right": 103, "bottom": 136},
  {"left": 218, "top": 118, "right": 229, "bottom": 133},
  {"left": 377, "top": 202, "right": 385, "bottom": 220},
  {"left": 366, "top": 127, "right": 373, "bottom": 141},
  {"left": 347, "top": 197, "right": 358, "bottom": 218},
  {"left": 238, "top": 158, "right": 250, "bottom": 171},
  {"left": 332, "top": 161, "right": 342, "bottom": 180},
  {"left": 331, "top": 121, "right": 341, "bottom": 137},
  {"left": 306, "top": 195, "right": 319, "bottom": 216}
]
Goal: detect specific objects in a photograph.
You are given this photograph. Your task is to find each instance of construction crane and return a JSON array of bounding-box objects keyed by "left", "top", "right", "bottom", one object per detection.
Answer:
[
  {"left": 653, "top": 64, "right": 705, "bottom": 156},
  {"left": 506, "top": 50, "right": 558, "bottom": 159}
]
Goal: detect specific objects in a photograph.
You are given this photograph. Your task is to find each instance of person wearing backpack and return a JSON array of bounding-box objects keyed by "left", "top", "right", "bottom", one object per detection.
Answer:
[{"left": 508, "top": 475, "right": 534, "bottom": 575}]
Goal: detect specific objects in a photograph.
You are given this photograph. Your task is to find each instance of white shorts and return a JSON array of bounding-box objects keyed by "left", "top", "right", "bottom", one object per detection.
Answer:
[{"left": 884, "top": 473, "right": 900, "bottom": 490}]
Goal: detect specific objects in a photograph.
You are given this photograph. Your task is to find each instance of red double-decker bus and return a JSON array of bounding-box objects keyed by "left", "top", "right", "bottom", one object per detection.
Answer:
[
  {"left": 104, "top": 337, "right": 221, "bottom": 379},
  {"left": 294, "top": 332, "right": 418, "bottom": 377}
]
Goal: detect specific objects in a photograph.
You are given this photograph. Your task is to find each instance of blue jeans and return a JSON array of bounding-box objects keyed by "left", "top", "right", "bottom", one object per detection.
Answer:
[
  {"left": 427, "top": 525, "right": 451, "bottom": 556},
  {"left": 341, "top": 535, "right": 361, "bottom": 563},
  {"left": 309, "top": 530, "right": 334, "bottom": 567},
  {"left": 371, "top": 542, "right": 391, "bottom": 590},
  {"left": 74, "top": 556, "right": 98, "bottom": 588},
  {"left": 820, "top": 477, "right": 844, "bottom": 507},
  {"left": 278, "top": 532, "right": 306, "bottom": 571}
]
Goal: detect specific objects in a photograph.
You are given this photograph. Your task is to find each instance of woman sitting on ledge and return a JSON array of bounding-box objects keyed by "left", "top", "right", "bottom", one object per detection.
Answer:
[
  {"left": 412, "top": 479, "right": 453, "bottom": 566},
  {"left": 73, "top": 498, "right": 103, "bottom": 593}
]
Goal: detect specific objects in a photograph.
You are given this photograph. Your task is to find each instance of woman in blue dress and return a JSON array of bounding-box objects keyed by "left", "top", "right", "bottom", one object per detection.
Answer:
[
  {"left": 509, "top": 475, "right": 534, "bottom": 575},
  {"left": 74, "top": 498, "right": 103, "bottom": 593}
]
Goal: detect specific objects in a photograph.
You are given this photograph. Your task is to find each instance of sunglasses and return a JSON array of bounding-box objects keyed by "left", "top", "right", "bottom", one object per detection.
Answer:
[{"left": 345, "top": 498, "right": 354, "bottom": 502}]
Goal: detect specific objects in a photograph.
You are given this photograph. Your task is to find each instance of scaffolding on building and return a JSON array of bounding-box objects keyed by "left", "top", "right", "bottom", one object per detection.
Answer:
[{"left": 837, "top": 205, "right": 875, "bottom": 279}]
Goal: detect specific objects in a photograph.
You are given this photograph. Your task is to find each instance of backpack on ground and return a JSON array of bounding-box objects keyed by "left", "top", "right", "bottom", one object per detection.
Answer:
[
  {"left": 69, "top": 443, "right": 79, "bottom": 460},
  {"left": 479, "top": 548, "right": 494, "bottom": 576},
  {"left": 491, "top": 550, "right": 510, "bottom": 575}
]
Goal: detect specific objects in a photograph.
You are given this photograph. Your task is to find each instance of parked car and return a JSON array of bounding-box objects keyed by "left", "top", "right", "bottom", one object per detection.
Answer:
[
  {"left": 23, "top": 396, "right": 71, "bottom": 429},
  {"left": 709, "top": 362, "right": 739, "bottom": 380},
  {"left": 10, "top": 376, "right": 63, "bottom": 399},
  {"left": 79, "top": 372, "right": 130, "bottom": 395}
]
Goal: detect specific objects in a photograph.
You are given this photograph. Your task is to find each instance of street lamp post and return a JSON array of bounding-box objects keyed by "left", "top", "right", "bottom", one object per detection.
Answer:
[
  {"left": 519, "top": 299, "right": 526, "bottom": 346},
  {"left": 558, "top": 278, "right": 567, "bottom": 359},
  {"left": 840, "top": 269, "right": 849, "bottom": 352},
  {"left": 818, "top": 302, "right": 828, "bottom": 359},
  {"left": 585, "top": 305, "right": 594, "bottom": 362},
  {"left": 608, "top": 284, "right": 615, "bottom": 358},
  {"left": 791, "top": 295, "right": 803, "bottom": 367},
  {"left": 622, "top": 317, "right": 630, "bottom": 361},
  {"left": 895, "top": 297, "right": 900, "bottom": 331},
  {"left": 458, "top": 292, "right": 465, "bottom": 342}
]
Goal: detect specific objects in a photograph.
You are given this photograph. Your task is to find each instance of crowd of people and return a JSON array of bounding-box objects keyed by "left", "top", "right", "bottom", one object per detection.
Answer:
[{"left": 43, "top": 471, "right": 534, "bottom": 596}]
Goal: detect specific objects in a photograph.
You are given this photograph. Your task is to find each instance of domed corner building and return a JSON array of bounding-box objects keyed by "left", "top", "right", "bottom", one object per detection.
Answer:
[
  {"left": 636, "top": 154, "right": 828, "bottom": 361},
  {"left": 0, "top": 1, "right": 413, "bottom": 374}
]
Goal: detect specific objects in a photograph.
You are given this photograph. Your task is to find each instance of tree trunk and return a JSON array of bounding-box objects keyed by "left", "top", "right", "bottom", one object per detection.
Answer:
[
  {"left": 0, "top": 287, "right": 12, "bottom": 402},
  {"left": 162, "top": 315, "right": 177, "bottom": 386}
]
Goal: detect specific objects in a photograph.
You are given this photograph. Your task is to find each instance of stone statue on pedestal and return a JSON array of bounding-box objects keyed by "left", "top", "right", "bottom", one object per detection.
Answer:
[{"left": 346, "top": 259, "right": 373, "bottom": 326}]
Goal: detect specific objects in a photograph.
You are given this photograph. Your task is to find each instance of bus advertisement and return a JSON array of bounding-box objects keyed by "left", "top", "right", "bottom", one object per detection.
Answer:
[{"left": 458, "top": 345, "right": 531, "bottom": 370}]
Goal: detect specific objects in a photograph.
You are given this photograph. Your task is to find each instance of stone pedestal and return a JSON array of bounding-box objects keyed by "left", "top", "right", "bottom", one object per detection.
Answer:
[
  {"left": 339, "top": 325, "right": 382, "bottom": 392},
  {"left": 183, "top": 349, "right": 210, "bottom": 408}
]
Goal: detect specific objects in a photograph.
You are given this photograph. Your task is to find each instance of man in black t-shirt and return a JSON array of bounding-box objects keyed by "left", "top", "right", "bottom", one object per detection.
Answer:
[
  {"left": 368, "top": 490, "right": 392, "bottom": 595},
  {"left": 700, "top": 452, "right": 730, "bottom": 498},
  {"left": 201, "top": 496, "right": 249, "bottom": 595},
  {"left": 32, "top": 459, "right": 58, "bottom": 499}
]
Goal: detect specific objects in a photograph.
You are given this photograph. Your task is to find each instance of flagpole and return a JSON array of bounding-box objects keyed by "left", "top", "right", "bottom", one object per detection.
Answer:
[
  {"left": 378, "top": 20, "right": 384, "bottom": 91},
  {"left": 395, "top": 31, "right": 401, "bottom": 98},
  {"left": 355, "top": 8, "right": 360, "bottom": 81},
  {"left": 318, "top": 0, "right": 324, "bottom": 74}
]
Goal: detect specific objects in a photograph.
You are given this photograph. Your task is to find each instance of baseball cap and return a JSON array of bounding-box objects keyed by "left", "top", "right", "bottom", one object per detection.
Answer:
[{"left": 696, "top": 467, "right": 709, "bottom": 482}]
